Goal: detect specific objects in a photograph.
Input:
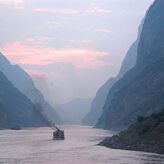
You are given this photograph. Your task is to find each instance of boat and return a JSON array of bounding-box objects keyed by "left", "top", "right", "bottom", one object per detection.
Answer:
[
  {"left": 53, "top": 129, "right": 65, "bottom": 140},
  {"left": 51, "top": 124, "right": 65, "bottom": 140}
]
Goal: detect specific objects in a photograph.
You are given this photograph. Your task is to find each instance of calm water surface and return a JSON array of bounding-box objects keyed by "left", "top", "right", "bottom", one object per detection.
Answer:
[{"left": 0, "top": 125, "right": 163, "bottom": 164}]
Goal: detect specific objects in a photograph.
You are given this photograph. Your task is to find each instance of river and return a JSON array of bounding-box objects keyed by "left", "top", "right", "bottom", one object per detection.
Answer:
[{"left": 0, "top": 125, "right": 163, "bottom": 164}]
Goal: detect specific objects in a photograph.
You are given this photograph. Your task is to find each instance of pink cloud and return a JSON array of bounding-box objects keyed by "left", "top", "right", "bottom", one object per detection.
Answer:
[
  {"left": 68, "top": 39, "right": 95, "bottom": 46},
  {"left": 0, "top": 0, "right": 24, "bottom": 10},
  {"left": 1, "top": 41, "right": 110, "bottom": 69},
  {"left": 81, "top": 40, "right": 95, "bottom": 45},
  {"left": 27, "top": 38, "right": 35, "bottom": 42},
  {"left": 95, "top": 29, "right": 112, "bottom": 33},
  {"left": 34, "top": 8, "right": 79, "bottom": 14},
  {"left": 27, "top": 69, "right": 47, "bottom": 78},
  {"left": 27, "top": 69, "right": 59, "bottom": 78},
  {"left": 87, "top": 6, "right": 112, "bottom": 14}
]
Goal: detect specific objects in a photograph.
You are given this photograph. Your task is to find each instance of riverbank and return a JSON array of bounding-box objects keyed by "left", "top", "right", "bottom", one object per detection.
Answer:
[{"left": 99, "top": 110, "right": 164, "bottom": 155}]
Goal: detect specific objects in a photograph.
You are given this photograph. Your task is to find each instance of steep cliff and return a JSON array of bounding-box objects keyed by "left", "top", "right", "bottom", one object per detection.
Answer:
[
  {"left": 0, "top": 71, "right": 48, "bottom": 129},
  {"left": 96, "top": 0, "right": 164, "bottom": 130},
  {"left": 82, "top": 22, "right": 142, "bottom": 126}
]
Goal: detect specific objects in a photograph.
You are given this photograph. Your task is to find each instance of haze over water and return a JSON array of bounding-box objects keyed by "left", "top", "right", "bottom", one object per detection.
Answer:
[{"left": 0, "top": 126, "right": 163, "bottom": 164}]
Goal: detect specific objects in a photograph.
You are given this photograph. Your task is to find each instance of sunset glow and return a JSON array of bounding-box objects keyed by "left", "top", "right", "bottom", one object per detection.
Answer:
[{"left": 1, "top": 42, "right": 110, "bottom": 69}]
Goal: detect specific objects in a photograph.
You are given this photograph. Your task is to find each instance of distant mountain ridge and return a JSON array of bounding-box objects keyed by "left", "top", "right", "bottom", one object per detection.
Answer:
[
  {"left": 0, "top": 53, "right": 60, "bottom": 124},
  {"left": 0, "top": 70, "right": 48, "bottom": 129},
  {"left": 96, "top": 0, "right": 164, "bottom": 130},
  {"left": 56, "top": 98, "right": 92, "bottom": 125},
  {"left": 82, "top": 21, "right": 143, "bottom": 126}
]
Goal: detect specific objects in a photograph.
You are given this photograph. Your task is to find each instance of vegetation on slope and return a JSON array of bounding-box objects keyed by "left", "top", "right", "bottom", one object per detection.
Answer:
[{"left": 99, "top": 110, "right": 164, "bottom": 154}]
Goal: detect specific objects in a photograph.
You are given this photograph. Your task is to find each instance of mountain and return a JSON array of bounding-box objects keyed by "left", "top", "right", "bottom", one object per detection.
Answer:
[
  {"left": 0, "top": 71, "right": 48, "bottom": 129},
  {"left": 82, "top": 22, "right": 143, "bottom": 126},
  {"left": 82, "top": 78, "right": 115, "bottom": 125},
  {"left": 99, "top": 109, "right": 164, "bottom": 154},
  {"left": 96, "top": 0, "right": 164, "bottom": 130},
  {"left": 0, "top": 53, "right": 60, "bottom": 124},
  {"left": 56, "top": 98, "right": 92, "bottom": 125}
]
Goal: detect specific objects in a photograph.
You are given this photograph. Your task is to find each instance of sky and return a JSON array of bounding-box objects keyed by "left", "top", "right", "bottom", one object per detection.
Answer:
[{"left": 0, "top": 0, "right": 154, "bottom": 104}]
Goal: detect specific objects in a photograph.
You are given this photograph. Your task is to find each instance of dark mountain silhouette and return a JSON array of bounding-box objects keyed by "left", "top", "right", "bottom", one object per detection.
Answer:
[
  {"left": 0, "top": 71, "right": 49, "bottom": 129},
  {"left": 96, "top": 0, "right": 164, "bottom": 130},
  {"left": 0, "top": 53, "right": 60, "bottom": 124}
]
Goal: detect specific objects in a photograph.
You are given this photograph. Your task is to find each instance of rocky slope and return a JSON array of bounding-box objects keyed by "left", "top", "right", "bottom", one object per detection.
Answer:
[
  {"left": 0, "top": 53, "right": 60, "bottom": 124},
  {"left": 99, "top": 109, "right": 164, "bottom": 154},
  {"left": 0, "top": 71, "right": 49, "bottom": 129},
  {"left": 96, "top": 0, "right": 164, "bottom": 130}
]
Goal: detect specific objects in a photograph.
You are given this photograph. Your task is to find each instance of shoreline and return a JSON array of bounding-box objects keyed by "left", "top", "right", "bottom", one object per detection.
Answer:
[{"left": 98, "top": 135, "right": 164, "bottom": 155}]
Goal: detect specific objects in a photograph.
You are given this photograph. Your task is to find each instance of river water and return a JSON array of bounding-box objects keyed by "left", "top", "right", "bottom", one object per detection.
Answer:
[{"left": 0, "top": 125, "right": 163, "bottom": 164}]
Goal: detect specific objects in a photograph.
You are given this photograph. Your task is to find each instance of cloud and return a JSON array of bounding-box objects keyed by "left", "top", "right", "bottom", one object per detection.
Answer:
[
  {"left": 87, "top": 5, "right": 112, "bottom": 14},
  {"left": 26, "top": 36, "right": 50, "bottom": 45},
  {"left": 34, "top": 7, "right": 79, "bottom": 14},
  {"left": 1, "top": 41, "right": 110, "bottom": 69},
  {"left": 95, "top": 29, "right": 112, "bottom": 33},
  {"left": 33, "top": 4, "right": 111, "bottom": 15},
  {"left": 68, "top": 39, "right": 96, "bottom": 47},
  {"left": 81, "top": 40, "right": 95, "bottom": 44},
  {"left": 27, "top": 69, "right": 47, "bottom": 78},
  {"left": 0, "top": 0, "right": 24, "bottom": 9},
  {"left": 44, "top": 21, "right": 64, "bottom": 29},
  {"left": 0, "top": 0, "right": 154, "bottom": 104}
]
